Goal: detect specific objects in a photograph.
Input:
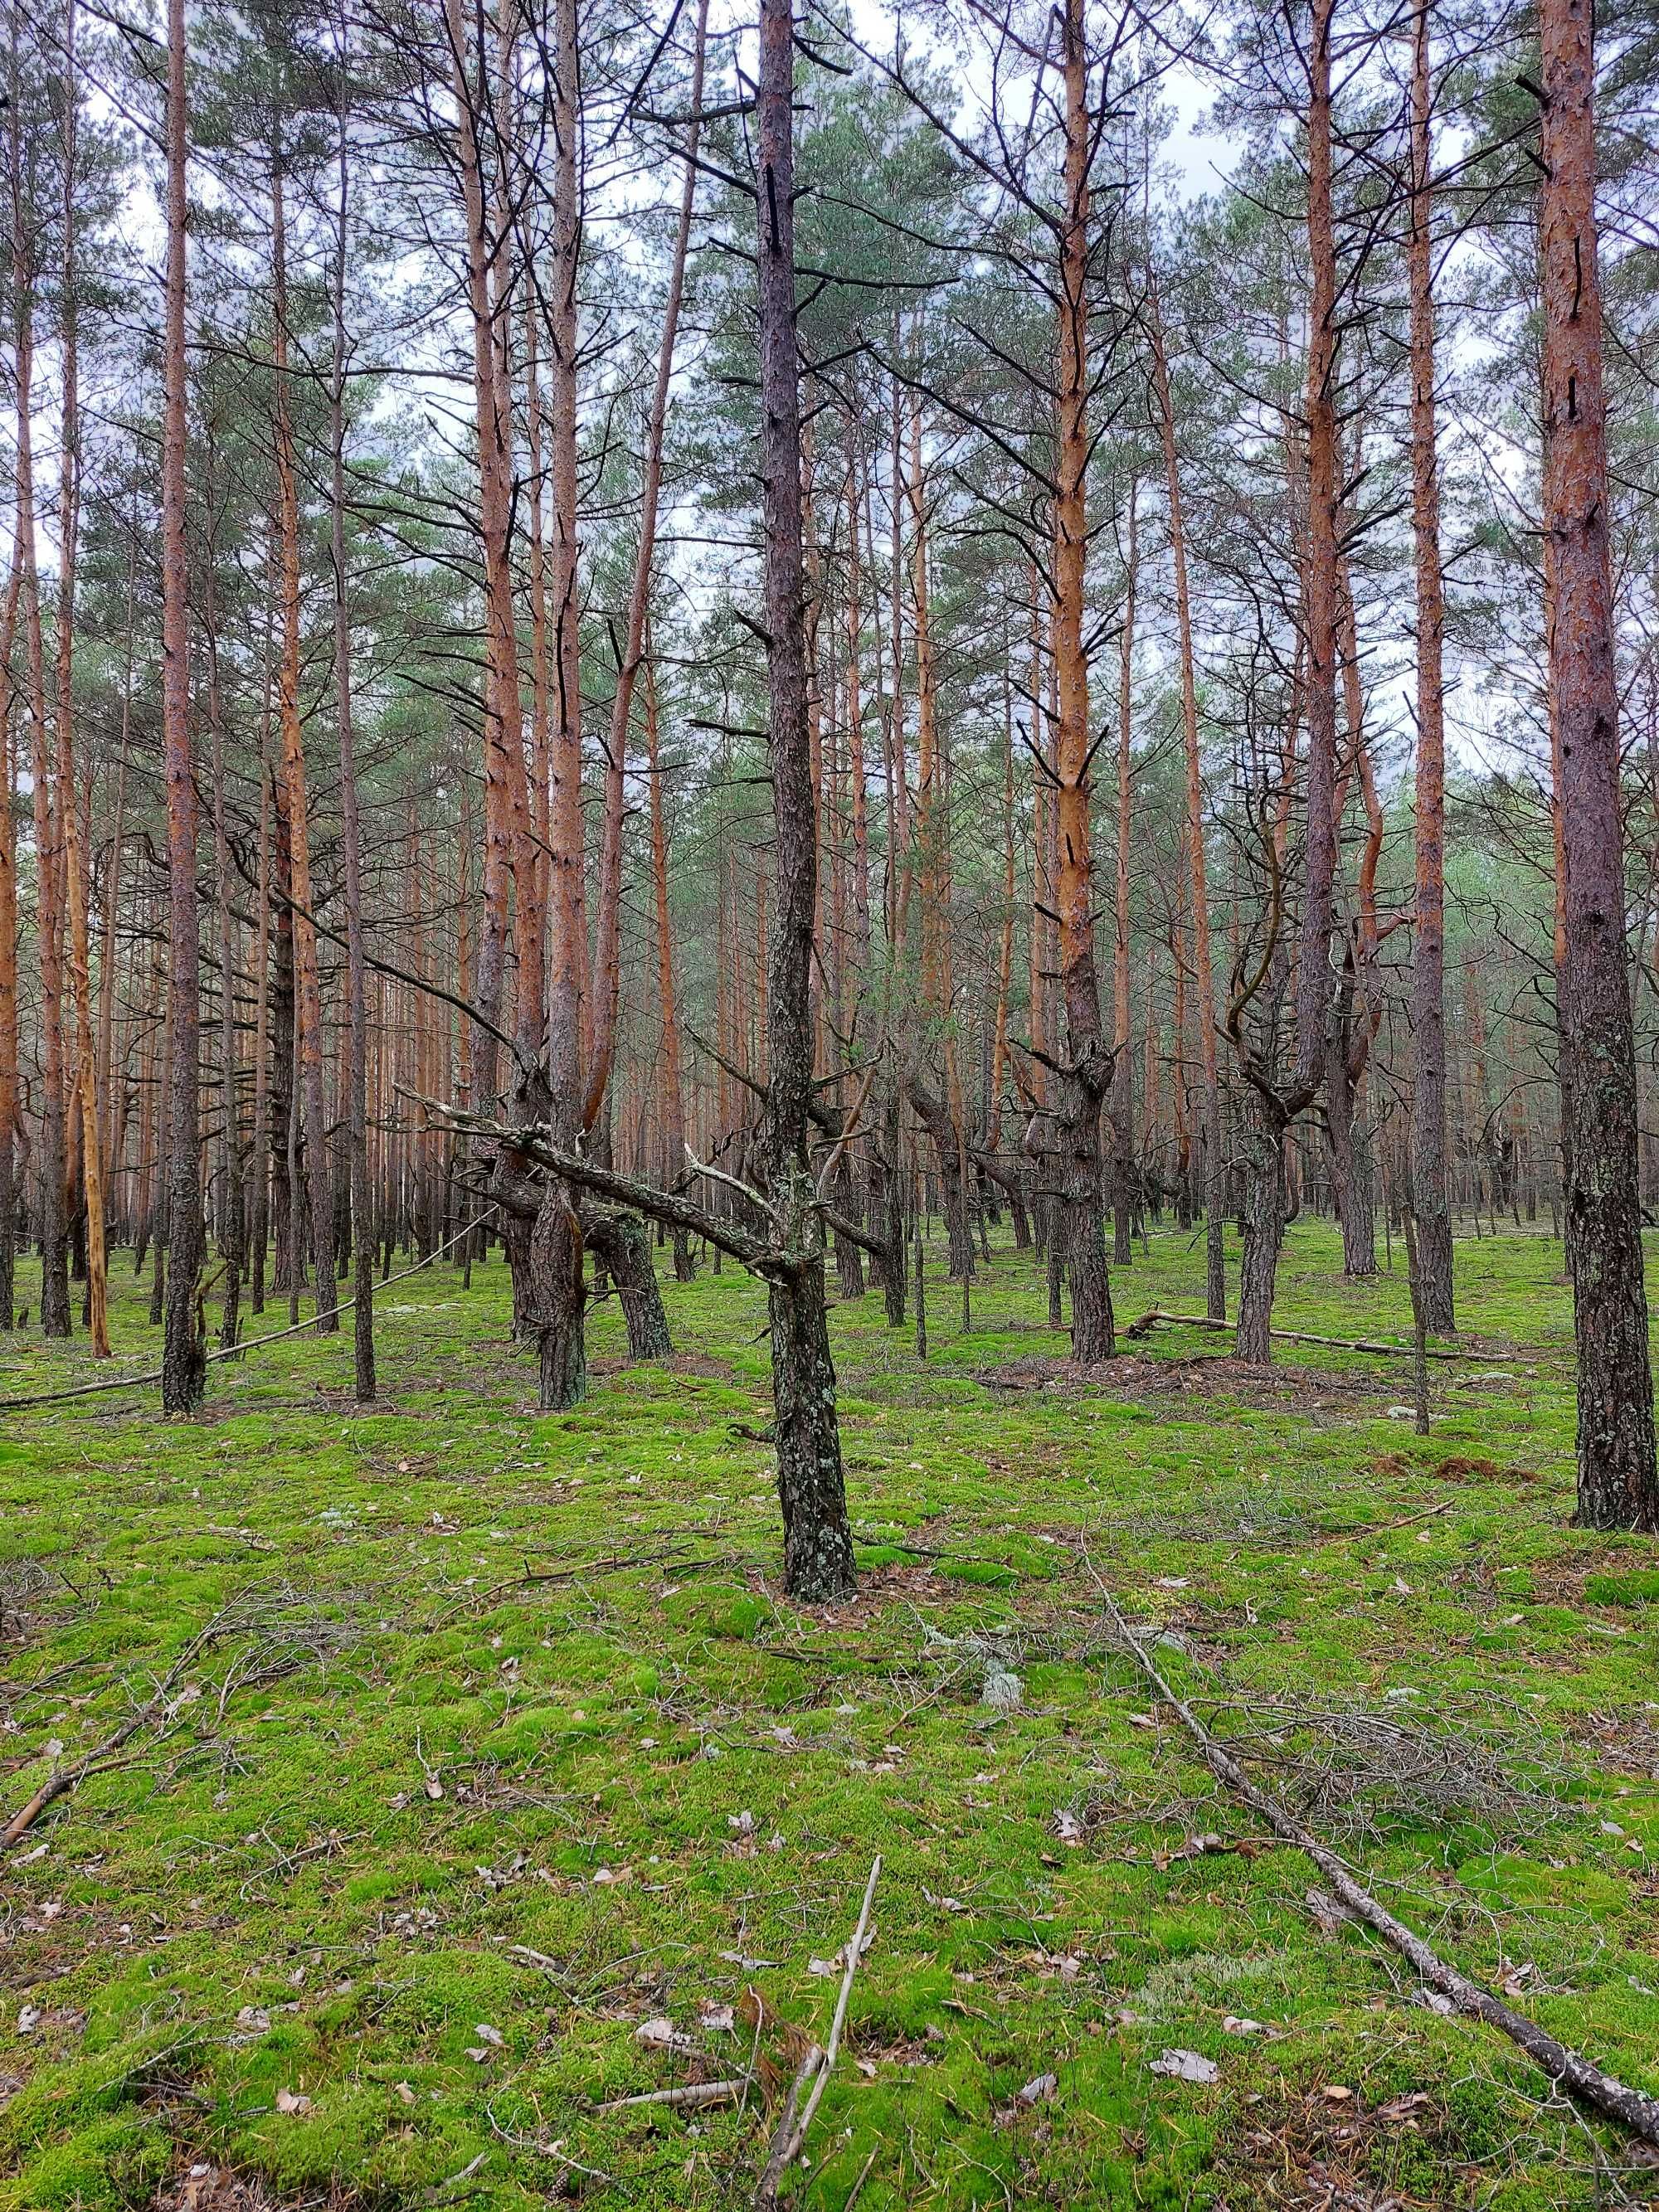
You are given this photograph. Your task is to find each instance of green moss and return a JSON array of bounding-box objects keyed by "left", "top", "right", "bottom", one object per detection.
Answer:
[
  {"left": 0, "top": 1221, "right": 1649, "bottom": 2209},
  {"left": 1584, "top": 1568, "right": 1659, "bottom": 1607},
  {"left": 937, "top": 1558, "right": 1019, "bottom": 1587}
]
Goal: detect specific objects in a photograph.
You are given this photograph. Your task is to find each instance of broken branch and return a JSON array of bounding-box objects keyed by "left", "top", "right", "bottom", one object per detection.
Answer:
[{"left": 1087, "top": 1566, "right": 1659, "bottom": 2149}]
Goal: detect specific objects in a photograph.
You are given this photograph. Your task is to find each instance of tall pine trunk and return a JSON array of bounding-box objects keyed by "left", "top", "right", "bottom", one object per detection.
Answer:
[
  {"left": 55, "top": 12, "right": 109, "bottom": 1355},
  {"left": 272, "top": 165, "right": 337, "bottom": 1334},
  {"left": 333, "top": 92, "right": 375, "bottom": 1401},
  {"left": 1149, "top": 271, "right": 1224, "bottom": 1319},
  {"left": 1539, "top": 0, "right": 1659, "bottom": 1531},
  {"left": 756, "top": 0, "right": 856, "bottom": 1601},
  {"left": 159, "top": 0, "right": 203, "bottom": 1412},
  {"left": 1052, "top": 0, "right": 1113, "bottom": 1361},
  {"left": 1406, "top": 0, "right": 1455, "bottom": 1331}
]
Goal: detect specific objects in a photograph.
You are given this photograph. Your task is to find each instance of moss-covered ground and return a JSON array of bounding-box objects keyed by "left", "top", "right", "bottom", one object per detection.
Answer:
[{"left": 2, "top": 1219, "right": 1657, "bottom": 2210}]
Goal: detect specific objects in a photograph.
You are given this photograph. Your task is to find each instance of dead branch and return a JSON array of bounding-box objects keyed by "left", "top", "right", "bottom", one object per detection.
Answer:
[
  {"left": 1123, "top": 1310, "right": 1515, "bottom": 1364},
  {"left": 1087, "top": 1566, "right": 1659, "bottom": 2148},
  {"left": 1, "top": 1604, "right": 231, "bottom": 1847},
  {"left": 596, "top": 2078, "right": 752, "bottom": 2112},
  {"left": 405, "top": 1090, "right": 786, "bottom": 1276},
  {"left": 755, "top": 1855, "right": 881, "bottom": 2207}
]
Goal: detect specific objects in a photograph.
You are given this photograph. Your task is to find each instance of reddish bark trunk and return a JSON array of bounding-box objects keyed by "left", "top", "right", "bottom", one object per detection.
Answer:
[{"left": 1540, "top": 0, "right": 1658, "bottom": 1531}]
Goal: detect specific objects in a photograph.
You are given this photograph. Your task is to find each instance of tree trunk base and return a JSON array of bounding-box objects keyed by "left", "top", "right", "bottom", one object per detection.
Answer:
[
  {"left": 531, "top": 1189, "right": 587, "bottom": 1412},
  {"left": 589, "top": 1213, "right": 672, "bottom": 1361},
  {"left": 769, "top": 1258, "right": 857, "bottom": 1602}
]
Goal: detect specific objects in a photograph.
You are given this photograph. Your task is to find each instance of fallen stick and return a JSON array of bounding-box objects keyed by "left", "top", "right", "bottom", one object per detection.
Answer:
[
  {"left": 0, "top": 1212, "right": 492, "bottom": 1412},
  {"left": 842, "top": 2148, "right": 878, "bottom": 2212},
  {"left": 2, "top": 1607, "right": 231, "bottom": 1849},
  {"left": 755, "top": 2049, "right": 819, "bottom": 2208},
  {"left": 596, "top": 2078, "right": 752, "bottom": 2112},
  {"left": 755, "top": 1855, "right": 881, "bottom": 2208},
  {"left": 1086, "top": 1565, "right": 1659, "bottom": 2148},
  {"left": 1122, "top": 1310, "right": 1515, "bottom": 1364},
  {"left": 1313, "top": 1498, "right": 1452, "bottom": 1546},
  {"left": 487, "top": 2107, "right": 614, "bottom": 2185}
]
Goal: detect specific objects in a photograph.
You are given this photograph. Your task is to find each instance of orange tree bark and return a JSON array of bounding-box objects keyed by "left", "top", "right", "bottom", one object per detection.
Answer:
[
  {"left": 1539, "top": 0, "right": 1658, "bottom": 1531},
  {"left": 8, "top": 111, "right": 70, "bottom": 1341}
]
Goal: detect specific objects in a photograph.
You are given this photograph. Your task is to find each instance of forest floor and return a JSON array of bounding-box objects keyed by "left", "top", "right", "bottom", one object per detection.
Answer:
[{"left": 2, "top": 1220, "right": 1658, "bottom": 2212}]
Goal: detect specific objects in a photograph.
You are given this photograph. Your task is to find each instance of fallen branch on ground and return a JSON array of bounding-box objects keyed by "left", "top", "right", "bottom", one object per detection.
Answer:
[
  {"left": 1086, "top": 1563, "right": 1659, "bottom": 2148},
  {"left": 1314, "top": 1499, "right": 1452, "bottom": 1545},
  {"left": 0, "top": 1212, "right": 493, "bottom": 1412},
  {"left": 1123, "top": 1310, "right": 1517, "bottom": 1364},
  {"left": 1, "top": 1606, "right": 232, "bottom": 1847},
  {"left": 596, "top": 2079, "right": 753, "bottom": 2112},
  {"left": 486, "top": 2108, "right": 614, "bottom": 2185},
  {"left": 755, "top": 1855, "right": 880, "bottom": 2208}
]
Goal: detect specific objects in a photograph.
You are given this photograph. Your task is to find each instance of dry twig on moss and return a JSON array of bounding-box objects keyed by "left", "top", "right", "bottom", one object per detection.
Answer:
[{"left": 1087, "top": 1561, "right": 1659, "bottom": 2149}]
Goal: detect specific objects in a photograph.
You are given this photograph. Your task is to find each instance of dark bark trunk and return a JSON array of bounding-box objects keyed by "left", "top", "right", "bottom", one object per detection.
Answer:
[
  {"left": 1325, "top": 1023, "right": 1376, "bottom": 1277},
  {"left": 1406, "top": 0, "right": 1455, "bottom": 1334},
  {"left": 1236, "top": 1101, "right": 1286, "bottom": 1365},
  {"left": 870, "top": 1096, "right": 906, "bottom": 1327},
  {"left": 333, "top": 92, "right": 374, "bottom": 1402},
  {"left": 1049, "top": 0, "right": 1115, "bottom": 1359},
  {"left": 754, "top": 0, "right": 855, "bottom": 1600},
  {"left": 159, "top": 0, "right": 202, "bottom": 1412},
  {"left": 1059, "top": 1048, "right": 1114, "bottom": 1359},
  {"left": 588, "top": 1212, "right": 673, "bottom": 1361},
  {"left": 531, "top": 1185, "right": 586, "bottom": 1412},
  {"left": 832, "top": 1154, "right": 865, "bottom": 1299}
]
